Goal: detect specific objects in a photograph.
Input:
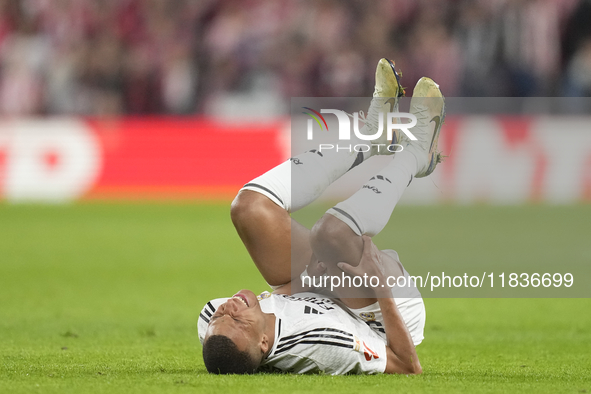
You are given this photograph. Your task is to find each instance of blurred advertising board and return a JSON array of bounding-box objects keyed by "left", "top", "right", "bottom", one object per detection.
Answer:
[
  {"left": 0, "top": 116, "right": 589, "bottom": 204},
  {"left": 0, "top": 118, "right": 286, "bottom": 201}
]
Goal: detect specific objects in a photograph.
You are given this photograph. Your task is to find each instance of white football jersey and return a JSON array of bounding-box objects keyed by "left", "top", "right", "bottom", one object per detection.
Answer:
[
  {"left": 199, "top": 292, "right": 391, "bottom": 374},
  {"left": 349, "top": 267, "right": 426, "bottom": 347}
]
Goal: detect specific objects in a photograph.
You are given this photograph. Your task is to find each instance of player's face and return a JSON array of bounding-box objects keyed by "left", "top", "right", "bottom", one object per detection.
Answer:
[{"left": 205, "top": 289, "right": 267, "bottom": 358}]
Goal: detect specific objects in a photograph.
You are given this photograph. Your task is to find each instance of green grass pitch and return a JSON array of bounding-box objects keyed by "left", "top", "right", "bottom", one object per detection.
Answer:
[{"left": 1, "top": 202, "right": 590, "bottom": 393}]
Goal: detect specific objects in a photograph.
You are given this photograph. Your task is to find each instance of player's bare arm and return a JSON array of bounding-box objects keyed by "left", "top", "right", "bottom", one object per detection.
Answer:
[{"left": 338, "top": 236, "right": 422, "bottom": 375}]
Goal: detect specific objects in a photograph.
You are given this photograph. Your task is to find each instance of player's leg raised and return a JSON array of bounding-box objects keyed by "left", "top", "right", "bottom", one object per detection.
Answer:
[
  {"left": 231, "top": 144, "right": 368, "bottom": 287},
  {"left": 310, "top": 76, "right": 446, "bottom": 292}
]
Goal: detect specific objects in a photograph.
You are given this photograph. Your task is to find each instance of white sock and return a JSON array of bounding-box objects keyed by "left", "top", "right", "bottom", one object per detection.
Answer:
[
  {"left": 327, "top": 150, "right": 418, "bottom": 236},
  {"left": 241, "top": 144, "right": 370, "bottom": 213}
]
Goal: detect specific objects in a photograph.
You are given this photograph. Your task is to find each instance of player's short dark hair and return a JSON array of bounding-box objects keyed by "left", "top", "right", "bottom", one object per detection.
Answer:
[{"left": 202, "top": 335, "right": 259, "bottom": 374}]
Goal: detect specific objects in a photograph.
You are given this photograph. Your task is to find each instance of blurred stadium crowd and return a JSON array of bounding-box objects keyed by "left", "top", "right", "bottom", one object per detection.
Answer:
[{"left": 1, "top": 0, "right": 591, "bottom": 117}]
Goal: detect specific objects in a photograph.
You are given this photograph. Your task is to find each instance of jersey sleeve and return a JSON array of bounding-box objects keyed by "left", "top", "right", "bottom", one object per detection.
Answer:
[
  {"left": 336, "top": 331, "right": 388, "bottom": 375},
  {"left": 197, "top": 298, "right": 229, "bottom": 344},
  {"left": 348, "top": 330, "right": 388, "bottom": 374}
]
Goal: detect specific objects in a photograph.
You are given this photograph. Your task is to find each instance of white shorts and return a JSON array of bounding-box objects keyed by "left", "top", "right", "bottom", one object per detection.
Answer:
[
  {"left": 351, "top": 293, "right": 426, "bottom": 346},
  {"left": 240, "top": 159, "right": 291, "bottom": 211},
  {"left": 350, "top": 254, "right": 426, "bottom": 346}
]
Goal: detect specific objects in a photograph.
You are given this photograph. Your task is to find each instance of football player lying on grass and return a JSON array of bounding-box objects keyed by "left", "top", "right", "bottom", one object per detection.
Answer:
[{"left": 198, "top": 58, "right": 445, "bottom": 375}]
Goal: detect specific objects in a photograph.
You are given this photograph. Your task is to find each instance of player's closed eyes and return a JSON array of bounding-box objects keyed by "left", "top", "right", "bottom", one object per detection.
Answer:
[{"left": 211, "top": 312, "right": 246, "bottom": 325}]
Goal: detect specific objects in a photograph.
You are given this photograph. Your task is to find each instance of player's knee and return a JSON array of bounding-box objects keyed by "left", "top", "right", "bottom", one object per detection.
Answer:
[
  {"left": 231, "top": 190, "right": 261, "bottom": 227},
  {"left": 231, "top": 190, "right": 277, "bottom": 230},
  {"left": 230, "top": 192, "right": 246, "bottom": 227},
  {"left": 311, "top": 214, "right": 342, "bottom": 247},
  {"left": 310, "top": 214, "right": 361, "bottom": 264}
]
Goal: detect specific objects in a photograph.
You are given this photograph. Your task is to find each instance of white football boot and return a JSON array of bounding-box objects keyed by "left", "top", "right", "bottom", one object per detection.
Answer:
[
  {"left": 402, "top": 77, "right": 445, "bottom": 177},
  {"left": 358, "top": 58, "right": 405, "bottom": 156}
]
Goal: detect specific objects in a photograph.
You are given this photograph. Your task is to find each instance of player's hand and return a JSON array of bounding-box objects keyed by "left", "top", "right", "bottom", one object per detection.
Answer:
[
  {"left": 337, "top": 236, "right": 389, "bottom": 295},
  {"left": 338, "top": 236, "right": 386, "bottom": 278}
]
